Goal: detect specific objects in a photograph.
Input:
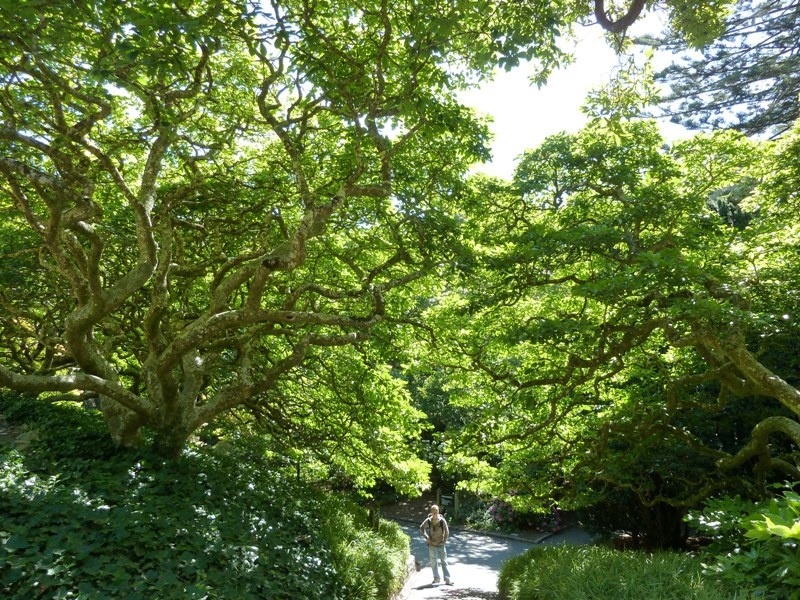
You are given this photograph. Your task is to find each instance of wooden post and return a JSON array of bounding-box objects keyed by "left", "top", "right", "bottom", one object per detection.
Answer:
[{"left": 367, "top": 501, "right": 380, "bottom": 530}]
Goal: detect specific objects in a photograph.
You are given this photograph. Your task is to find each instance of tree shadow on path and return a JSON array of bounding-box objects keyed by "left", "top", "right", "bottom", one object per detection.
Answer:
[
  {"left": 434, "top": 588, "right": 497, "bottom": 600},
  {"left": 411, "top": 582, "right": 498, "bottom": 599}
]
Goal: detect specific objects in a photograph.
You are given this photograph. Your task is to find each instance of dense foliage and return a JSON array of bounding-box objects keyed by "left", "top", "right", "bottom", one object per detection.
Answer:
[
  {"left": 0, "top": 394, "right": 408, "bottom": 599},
  {"left": 6, "top": 0, "right": 795, "bottom": 596},
  {"left": 0, "top": 0, "right": 578, "bottom": 461},
  {"left": 417, "top": 111, "right": 800, "bottom": 544},
  {"left": 687, "top": 487, "right": 800, "bottom": 599},
  {"left": 0, "top": 0, "right": 741, "bottom": 472},
  {"left": 497, "top": 544, "right": 743, "bottom": 600}
]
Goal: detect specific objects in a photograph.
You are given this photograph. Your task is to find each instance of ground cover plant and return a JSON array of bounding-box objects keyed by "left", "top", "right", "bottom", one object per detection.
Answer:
[
  {"left": 0, "top": 394, "right": 408, "bottom": 599},
  {"left": 497, "top": 544, "right": 751, "bottom": 600}
]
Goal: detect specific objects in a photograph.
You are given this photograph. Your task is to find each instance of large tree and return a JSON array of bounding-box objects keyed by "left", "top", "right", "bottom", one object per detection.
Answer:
[
  {"left": 0, "top": 0, "right": 742, "bottom": 479},
  {"left": 0, "top": 0, "right": 586, "bottom": 466},
  {"left": 424, "top": 116, "right": 800, "bottom": 515}
]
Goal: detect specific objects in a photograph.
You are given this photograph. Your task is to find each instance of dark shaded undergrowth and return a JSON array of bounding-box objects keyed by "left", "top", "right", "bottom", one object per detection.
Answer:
[{"left": 0, "top": 394, "right": 408, "bottom": 599}]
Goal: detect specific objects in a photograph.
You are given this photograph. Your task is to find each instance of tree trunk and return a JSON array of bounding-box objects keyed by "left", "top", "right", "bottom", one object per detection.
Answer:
[
  {"left": 638, "top": 502, "right": 687, "bottom": 550},
  {"left": 101, "top": 396, "right": 146, "bottom": 449},
  {"left": 152, "top": 427, "right": 192, "bottom": 458}
]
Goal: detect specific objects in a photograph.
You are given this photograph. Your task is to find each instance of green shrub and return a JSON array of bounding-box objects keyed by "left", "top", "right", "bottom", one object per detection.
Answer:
[
  {"left": 0, "top": 394, "right": 409, "bottom": 599},
  {"left": 459, "top": 496, "right": 556, "bottom": 534},
  {"left": 321, "top": 504, "right": 410, "bottom": 600},
  {"left": 688, "top": 488, "right": 800, "bottom": 600},
  {"left": 497, "top": 545, "right": 747, "bottom": 600}
]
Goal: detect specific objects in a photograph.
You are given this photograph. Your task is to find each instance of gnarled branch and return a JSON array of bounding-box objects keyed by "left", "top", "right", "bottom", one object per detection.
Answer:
[{"left": 594, "top": 0, "right": 647, "bottom": 34}]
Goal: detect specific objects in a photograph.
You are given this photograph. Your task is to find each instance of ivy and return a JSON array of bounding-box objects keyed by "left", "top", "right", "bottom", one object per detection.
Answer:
[{"left": 0, "top": 394, "right": 408, "bottom": 599}]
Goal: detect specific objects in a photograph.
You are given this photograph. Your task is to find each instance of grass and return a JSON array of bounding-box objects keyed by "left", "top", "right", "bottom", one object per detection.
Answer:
[{"left": 497, "top": 544, "right": 754, "bottom": 600}]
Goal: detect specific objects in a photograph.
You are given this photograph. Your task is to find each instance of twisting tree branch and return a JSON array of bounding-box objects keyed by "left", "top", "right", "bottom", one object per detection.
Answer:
[{"left": 594, "top": 0, "right": 647, "bottom": 33}]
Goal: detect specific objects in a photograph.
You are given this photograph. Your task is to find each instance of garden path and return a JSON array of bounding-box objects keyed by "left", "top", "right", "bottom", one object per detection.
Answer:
[{"left": 384, "top": 497, "right": 595, "bottom": 600}]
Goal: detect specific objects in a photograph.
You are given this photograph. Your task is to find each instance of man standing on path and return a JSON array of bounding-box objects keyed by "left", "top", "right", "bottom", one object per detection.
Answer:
[{"left": 420, "top": 504, "right": 452, "bottom": 586}]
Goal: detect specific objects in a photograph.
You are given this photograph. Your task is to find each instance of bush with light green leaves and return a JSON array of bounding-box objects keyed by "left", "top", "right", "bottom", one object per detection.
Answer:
[{"left": 688, "top": 487, "right": 800, "bottom": 600}]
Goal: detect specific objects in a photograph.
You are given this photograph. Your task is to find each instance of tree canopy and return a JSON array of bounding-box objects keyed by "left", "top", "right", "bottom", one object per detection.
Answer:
[
  {"left": 421, "top": 113, "right": 800, "bottom": 514},
  {"left": 0, "top": 0, "right": 752, "bottom": 506},
  {"left": 1, "top": 0, "right": 579, "bottom": 469}
]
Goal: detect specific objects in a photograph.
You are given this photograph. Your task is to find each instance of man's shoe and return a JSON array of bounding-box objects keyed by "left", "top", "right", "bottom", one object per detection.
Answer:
[
  {"left": 445, "top": 578, "right": 452, "bottom": 585},
  {"left": 432, "top": 579, "right": 440, "bottom": 584}
]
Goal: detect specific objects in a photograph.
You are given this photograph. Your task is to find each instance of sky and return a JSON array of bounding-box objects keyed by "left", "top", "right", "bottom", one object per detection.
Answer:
[{"left": 458, "top": 16, "right": 689, "bottom": 180}]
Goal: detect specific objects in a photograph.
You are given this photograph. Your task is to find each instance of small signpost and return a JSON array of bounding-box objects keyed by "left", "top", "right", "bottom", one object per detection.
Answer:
[{"left": 437, "top": 490, "right": 460, "bottom": 518}]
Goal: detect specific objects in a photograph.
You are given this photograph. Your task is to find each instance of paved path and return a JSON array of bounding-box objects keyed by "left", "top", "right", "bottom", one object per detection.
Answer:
[{"left": 397, "top": 522, "right": 595, "bottom": 600}]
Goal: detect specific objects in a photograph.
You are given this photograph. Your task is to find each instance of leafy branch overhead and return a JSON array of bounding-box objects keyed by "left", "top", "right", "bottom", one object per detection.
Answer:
[
  {"left": 594, "top": 0, "right": 733, "bottom": 46},
  {"left": 426, "top": 119, "right": 800, "bottom": 509},
  {"left": 0, "top": 0, "right": 769, "bottom": 500},
  {"left": 2, "top": 0, "right": 555, "bottom": 465}
]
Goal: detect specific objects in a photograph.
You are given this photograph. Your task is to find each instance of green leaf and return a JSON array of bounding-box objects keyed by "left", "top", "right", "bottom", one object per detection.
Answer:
[
  {"left": 764, "top": 516, "right": 800, "bottom": 540},
  {"left": 4, "top": 535, "right": 30, "bottom": 550}
]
